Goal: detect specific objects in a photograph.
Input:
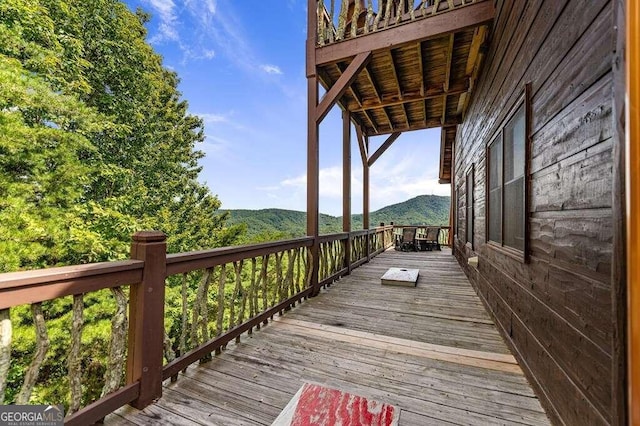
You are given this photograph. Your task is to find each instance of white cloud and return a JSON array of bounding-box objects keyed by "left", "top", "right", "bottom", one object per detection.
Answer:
[
  {"left": 260, "top": 64, "right": 283, "bottom": 75},
  {"left": 145, "top": 0, "right": 179, "bottom": 42},
  {"left": 202, "top": 49, "right": 216, "bottom": 59},
  {"left": 196, "top": 113, "right": 228, "bottom": 123}
]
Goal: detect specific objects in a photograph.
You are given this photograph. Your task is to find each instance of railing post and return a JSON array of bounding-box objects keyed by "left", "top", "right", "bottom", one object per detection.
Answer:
[
  {"left": 127, "top": 231, "right": 167, "bottom": 409},
  {"left": 380, "top": 223, "right": 385, "bottom": 250}
]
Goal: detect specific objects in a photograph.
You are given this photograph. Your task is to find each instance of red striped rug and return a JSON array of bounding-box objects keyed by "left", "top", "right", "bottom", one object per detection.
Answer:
[{"left": 272, "top": 383, "right": 400, "bottom": 426}]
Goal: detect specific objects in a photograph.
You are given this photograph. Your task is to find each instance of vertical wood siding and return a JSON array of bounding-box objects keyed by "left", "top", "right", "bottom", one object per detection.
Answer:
[{"left": 452, "top": 1, "right": 614, "bottom": 424}]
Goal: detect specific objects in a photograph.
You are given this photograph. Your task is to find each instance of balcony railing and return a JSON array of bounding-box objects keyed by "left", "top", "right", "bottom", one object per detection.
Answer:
[
  {"left": 0, "top": 222, "right": 448, "bottom": 424},
  {"left": 316, "top": 0, "right": 478, "bottom": 46}
]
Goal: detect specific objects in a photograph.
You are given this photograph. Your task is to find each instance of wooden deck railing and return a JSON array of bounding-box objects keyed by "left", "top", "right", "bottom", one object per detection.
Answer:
[
  {"left": 316, "top": 0, "right": 479, "bottom": 46},
  {"left": 0, "top": 225, "right": 396, "bottom": 425}
]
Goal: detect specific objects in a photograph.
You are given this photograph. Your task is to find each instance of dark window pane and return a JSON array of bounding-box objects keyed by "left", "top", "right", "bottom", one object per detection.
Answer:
[
  {"left": 488, "top": 136, "right": 502, "bottom": 242},
  {"left": 505, "top": 106, "right": 525, "bottom": 183},
  {"left": 489, "top": 188, "right": 502, "bottom": 243},
  {"left": 489, "top": 137, "right": 502, "bottom": 190},
  {"left": 504, "top": 176, "right": 524, "bottom": 251}
]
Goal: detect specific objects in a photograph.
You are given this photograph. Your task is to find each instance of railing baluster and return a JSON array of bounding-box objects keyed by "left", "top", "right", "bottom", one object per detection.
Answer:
[
  {"left": 0, "top": 309, "right": 11, "bottom": 405},
  {"left": 351, "top": 0, "right": 361, "bottom": 38},
  {"left": 68, "top": 294, "right": 84, "bottom": 415},
  {"left": 365, "top": 0, "right": 373, "bottom": 33},
  {"left": 16, "top": 303, "right": 49, "bottom": 404},
  {"left": 102, "top": 287, "right": 128, "bottom": 397},
  {"left": 396, "top": 0, "right": 404, "bottom": 24},
  {"left": 336, "top": 0, "right": 348, "bottom": 40},
  {"left": 261, "top": 255, "right": 269, "bottom": 323},
  {"left": 179, "top": 273, "right": 188, "bottom": 364},
  {"left": 317, "top": 0, "right": 325, "bottom": 45},
  {"left": 229, "top": 260, "right": 243, "bottom": 331},
  {"left": 329, "top": 0, "right": 336, "bottom": 42},
  {"left": 383, "top": 0, "right": 393, "bottom": 28},
  {"left": 248, "top": 258, "right": 257, "bottom": 334},
  {"left": 216, "top": 264, "right": 226, "bottom": 337},
  {"left": 236, "top": 260, "right": 248, "bottom": 342}
]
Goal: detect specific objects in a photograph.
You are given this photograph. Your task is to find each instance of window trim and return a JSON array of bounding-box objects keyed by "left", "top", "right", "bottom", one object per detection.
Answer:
[
  {"left": 485, "top": 84, "right": 531, "bottom": 262},
  {"left": 465, "top": 164, "right": 474, "bottom": 249}
]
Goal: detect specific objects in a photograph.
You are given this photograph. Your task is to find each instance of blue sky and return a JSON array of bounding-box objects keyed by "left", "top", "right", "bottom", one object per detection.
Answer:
[{"left": 123, "top": 0, "right": 450, "bottom": 216}]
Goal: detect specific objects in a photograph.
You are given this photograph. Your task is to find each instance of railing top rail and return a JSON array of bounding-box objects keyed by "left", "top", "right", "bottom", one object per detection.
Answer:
[
  {"left": 317, "top": 232, "right": 350, "bottom": 243},
  {"left": 0, "top": 260, "right": 144, "bottom": 291},
  {"left": 0, "top": 260, "right": 144, "bottom": 309},
  {"left": 166, "top": 236, "right": 314, "bottom": 276}
]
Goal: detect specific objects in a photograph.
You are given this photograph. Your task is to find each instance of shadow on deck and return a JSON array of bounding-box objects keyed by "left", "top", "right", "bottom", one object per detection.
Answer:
[{"left": 108, "top": 249, "right": 550, "bottom": 425}]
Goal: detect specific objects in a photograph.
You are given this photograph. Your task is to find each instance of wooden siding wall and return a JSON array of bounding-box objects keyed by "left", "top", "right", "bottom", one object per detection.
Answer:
[{"left": 452, "top": 1, "right": 615, "bottom": 425}]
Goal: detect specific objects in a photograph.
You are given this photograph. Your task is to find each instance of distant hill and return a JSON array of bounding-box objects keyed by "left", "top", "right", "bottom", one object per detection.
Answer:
[{"left": 221, "top": 195, "right": 450, "bottom": 241}]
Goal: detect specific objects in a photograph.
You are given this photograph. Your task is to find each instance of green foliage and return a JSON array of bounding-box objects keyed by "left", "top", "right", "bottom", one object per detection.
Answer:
[
  {"left": 224, "top": 195, "right": 451, "bottom": 241},
  {"left": 1, "top": 0, "right": 243, "bottom": 409}
]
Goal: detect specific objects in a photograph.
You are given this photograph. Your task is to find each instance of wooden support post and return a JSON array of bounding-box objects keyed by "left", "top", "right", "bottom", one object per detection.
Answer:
[
  {"left": 127, "top": 231, "right": 166, "bottom": 409},
  {"left": 343, "top": 109, "right": 352, "bottom": 274},
  {"left": 307, "top": 0, "right": 320, "bottom": 297},
  {"left": 363, "top": 135, "right": 370, "bottom": 260}
]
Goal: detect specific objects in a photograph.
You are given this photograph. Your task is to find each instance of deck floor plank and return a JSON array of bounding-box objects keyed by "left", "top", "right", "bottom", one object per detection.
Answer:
[{"left": 109, "top": 249, "right": 550, "bottom": 425}]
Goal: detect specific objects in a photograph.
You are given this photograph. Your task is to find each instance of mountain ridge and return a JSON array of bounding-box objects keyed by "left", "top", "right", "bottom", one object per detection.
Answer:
[{"left": 222, "top": 195, "right": 450, "bottom": 241}]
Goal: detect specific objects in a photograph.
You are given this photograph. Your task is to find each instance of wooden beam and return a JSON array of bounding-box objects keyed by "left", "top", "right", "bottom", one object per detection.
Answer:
[
  {"left": 361, "top": 109, "right": 378, "bottom": 134},
  {"left": 355, "top": 124, "right": 368, "bottom": 166},
  {"left": 343, "top": 109, "right": 352, "bottom": 234},
  {"left": 417, "top": 41, "right": 425, "bottom": 97},
  {"left": 316, "top": 51, "right": 372, "bottom": 124},
  {"left": 368, "top": 132, "right": 401, "bottom": 166},
  {"left": 315, "top": 0, "right": 495, "bottom": 65},
  {"left": 363, "top": 64, "right": 382, "bottom": 103},
  {"left": 442, "top": 33, "right": 455, "bottom": 125},
  {"left": 354, "top": 79, "right": 469, "bottom": 111},
  {"left": 401, "top": 102, "right": 411, "bottom": 129},
  {"left": 371, "top": 115, "right": 462, "bottom": 136},
  {"left": 363, "top": 135, "right": 370, "bottom": 230},
  {"left": 381, "top": 106, "right": 393, "bottom": 131},
  {"left": 307, "top": 72, "right": 320, "bottom": 295},
  {"left": 388, "top": 49, "right": 402, "bottom": 99}
]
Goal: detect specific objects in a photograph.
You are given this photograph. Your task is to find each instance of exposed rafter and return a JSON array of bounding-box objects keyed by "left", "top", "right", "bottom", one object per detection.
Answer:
[
  {"left": 401, "top": 103, "right": 410, "bottom": 129},
  {"left": 363, "top": 64, "right": 382, "bottom": 103},
  {"left": 417, "top": 41, "right": 425, "bottom": 97},
  {"left": 381, "top": 106, "right": 393, "bottom": 131},
  {"left": 375, "top": 115, "right": 462, "bottom": 135},
  {"left": 354, "top": 80, "right": 469, "bottom": 112},
  {"left": 442, "top": 33, "right": 455, "bottom": 125},
  {"left": 388, "top": 49, "right": 402, "bottom": 99}
]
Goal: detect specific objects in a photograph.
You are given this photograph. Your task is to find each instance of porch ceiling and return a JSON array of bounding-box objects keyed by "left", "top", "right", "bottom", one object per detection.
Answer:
[{"left": 316, "top": 2, "right": 492, "bottom": 137}]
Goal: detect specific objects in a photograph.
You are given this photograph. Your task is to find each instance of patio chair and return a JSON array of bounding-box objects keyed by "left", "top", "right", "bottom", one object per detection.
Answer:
[
  {"left": 423, "top": 226, "right": 441, "bottom": 251},
  {"left": 396, "top": 227, "right": 417, "bottom": 252}
]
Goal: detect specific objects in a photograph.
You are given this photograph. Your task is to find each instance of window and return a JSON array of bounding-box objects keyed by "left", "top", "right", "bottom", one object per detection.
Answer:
[
  {"left": 487, "top": 102, "right": 527, "bottom": 254},
  {"left": 466, "top": 167, "right": 474, "bottom": 247}
]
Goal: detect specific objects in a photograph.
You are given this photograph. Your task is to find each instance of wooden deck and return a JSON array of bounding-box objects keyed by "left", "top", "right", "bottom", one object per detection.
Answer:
[{"left": 108, "top": 249, "right": 550, "bottom": 425}]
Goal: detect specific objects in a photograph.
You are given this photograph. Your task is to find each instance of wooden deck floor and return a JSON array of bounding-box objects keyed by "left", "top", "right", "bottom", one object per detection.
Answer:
[{"left": 108, "top": 249, "right": 550, "bottom": 425}]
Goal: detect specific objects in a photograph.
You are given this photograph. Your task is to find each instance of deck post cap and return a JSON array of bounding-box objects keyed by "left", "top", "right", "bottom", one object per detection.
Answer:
[{"left": 132, "top": 231, "right": 167, "bottom": 243}]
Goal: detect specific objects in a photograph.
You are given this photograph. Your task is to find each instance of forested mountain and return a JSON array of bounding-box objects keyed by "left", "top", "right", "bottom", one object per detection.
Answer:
[{"left": 224, "top": 195, "right": 450, "bottom": 241}]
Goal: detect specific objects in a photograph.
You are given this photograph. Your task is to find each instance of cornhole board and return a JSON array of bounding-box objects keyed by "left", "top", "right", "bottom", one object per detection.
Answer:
[
  {"left": 380, "top": 267, "right": 419, "bottom": 287},
  {"left": 272, "top": 383, "right": 399, "bottom": 426}
]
